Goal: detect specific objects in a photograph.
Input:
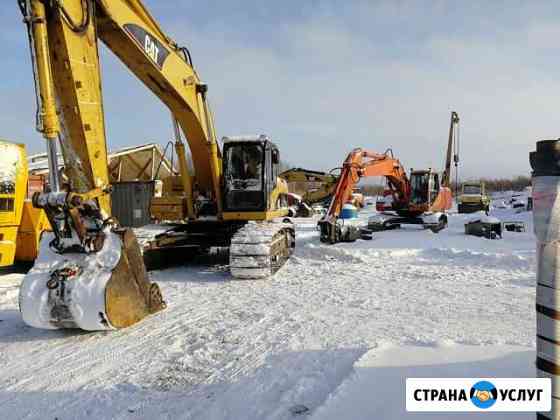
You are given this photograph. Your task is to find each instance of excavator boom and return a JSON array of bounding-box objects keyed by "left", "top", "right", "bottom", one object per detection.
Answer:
[{"left": 95, "top": 1, "right": 222, "bottom": 210}]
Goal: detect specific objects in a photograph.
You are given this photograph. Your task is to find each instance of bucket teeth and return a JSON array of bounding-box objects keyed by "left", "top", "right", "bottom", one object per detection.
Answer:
[{"left": 105, "top": 228, "right": 166, "bottom": 328}]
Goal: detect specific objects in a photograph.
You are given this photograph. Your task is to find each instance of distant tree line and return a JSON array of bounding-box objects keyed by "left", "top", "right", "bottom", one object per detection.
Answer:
[
  {"left": 466, "top": 175, "right": 531, "bottom": 192},
  {"left": 358, "top": 175, "right": 531, "bottom": 197}
]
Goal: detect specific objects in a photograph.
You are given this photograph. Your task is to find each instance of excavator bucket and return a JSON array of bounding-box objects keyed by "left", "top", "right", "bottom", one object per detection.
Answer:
[{"left": 19, "top": 228, "right": 165, "bottom": 330}]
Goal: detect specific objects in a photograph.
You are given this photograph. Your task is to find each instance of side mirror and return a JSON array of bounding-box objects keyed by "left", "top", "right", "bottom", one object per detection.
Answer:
[{"left": 272, "top": 150, "right": 280, "bottom": 164}]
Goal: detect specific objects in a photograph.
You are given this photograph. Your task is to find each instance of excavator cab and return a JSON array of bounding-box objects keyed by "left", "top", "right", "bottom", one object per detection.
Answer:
[
  {"left": 409, "top": 169, "right": 440, "bottom": 206},
  {"left": 405, "top": 168, "right": 451, "bottom": 223},
  {"left": 223, "top": 136, "right": 280, "bottom": 212}
]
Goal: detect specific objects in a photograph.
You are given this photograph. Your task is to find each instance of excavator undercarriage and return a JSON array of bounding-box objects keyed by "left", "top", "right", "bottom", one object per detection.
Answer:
[
  {"left": 229, "top": 221, "right": 295, "bottom": 279},
  {"left": 144, "top": 218, "right": 295, "bottom": 278}
]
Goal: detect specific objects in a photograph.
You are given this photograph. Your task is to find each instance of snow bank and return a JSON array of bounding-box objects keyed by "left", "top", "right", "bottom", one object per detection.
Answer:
[{"left": 312, "top": 344, "right": 534, "bottom": 420}]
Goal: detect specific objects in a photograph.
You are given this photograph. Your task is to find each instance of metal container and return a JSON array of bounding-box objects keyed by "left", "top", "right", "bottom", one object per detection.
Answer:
[
  {"left": 340, "top": 204, "right": 358, "bottom": 219},
  {"left": 464, "top": 217, "right": 502, "bottom": 239},
  {"left": 530, "top": 140, "right": 560, "bottom": 419},
  {"left": 111, "top": 181, "right": 154, "bottom": 228}
]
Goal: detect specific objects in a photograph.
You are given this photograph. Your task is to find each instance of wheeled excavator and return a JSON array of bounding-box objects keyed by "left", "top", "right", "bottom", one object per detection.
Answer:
[
  {"left": 17, "top": 0, "right": 293, "bottom": 331},
  {"left": 319, "top": 111, "right": 459, "bottom": 243}
]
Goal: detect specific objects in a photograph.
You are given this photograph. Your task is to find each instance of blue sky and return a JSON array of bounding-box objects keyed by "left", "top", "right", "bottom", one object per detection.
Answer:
[{"left": 2, "top": 1, "right": 560, "bottom": 178}]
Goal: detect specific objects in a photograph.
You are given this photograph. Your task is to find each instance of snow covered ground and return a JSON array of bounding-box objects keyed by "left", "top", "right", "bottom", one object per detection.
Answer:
[{"left": 0, "top": 196, "right": 538, "bottom": 419}]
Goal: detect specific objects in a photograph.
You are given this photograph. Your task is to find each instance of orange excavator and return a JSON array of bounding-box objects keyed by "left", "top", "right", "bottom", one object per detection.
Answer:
[
  {"left": 318, "top": 111, "right": 459, "bottom": 243},
  {"left": 318, "top": 148, "right": 411, "bottom": 243}
]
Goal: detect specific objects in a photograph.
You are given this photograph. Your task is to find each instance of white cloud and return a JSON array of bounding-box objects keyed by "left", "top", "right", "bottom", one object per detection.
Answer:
[
  {"left": 160, "top": 10, "right": 553, "bottom": 178},
  {"left": 5, "top": 2, "right": 558, "bottom": 179}
]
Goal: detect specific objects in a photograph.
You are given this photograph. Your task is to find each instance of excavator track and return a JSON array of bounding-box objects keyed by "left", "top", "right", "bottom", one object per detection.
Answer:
[{"left": 229, "top": 221, "right": 295, "bottom": 279}]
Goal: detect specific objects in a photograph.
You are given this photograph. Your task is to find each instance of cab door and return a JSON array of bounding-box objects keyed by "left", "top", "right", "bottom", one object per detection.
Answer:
[{"left": 429, "top": 173, "right": 440, "bottom": 204}]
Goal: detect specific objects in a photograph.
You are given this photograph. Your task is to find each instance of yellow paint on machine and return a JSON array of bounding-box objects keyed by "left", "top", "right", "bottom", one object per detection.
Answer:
[
  {"left": 0, "top": 140, "right": 50, "bottom": 267},
  {"left": 222, "top": 209, "right": 289, "bottom": 221},
  {"left": 16, "top": 202, "right": 50, "bottom": 263}
]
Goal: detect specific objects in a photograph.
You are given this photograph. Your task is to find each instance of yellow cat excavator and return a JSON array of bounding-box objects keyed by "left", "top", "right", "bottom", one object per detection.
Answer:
[{"left": 17, "top": 0, "right": 293, "bottom": 331}]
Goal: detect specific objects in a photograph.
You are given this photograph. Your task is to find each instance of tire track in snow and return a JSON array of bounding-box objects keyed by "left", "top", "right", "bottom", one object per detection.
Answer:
[
  {"left": 0, "top": 277, "right": 228, "bottom": 415},
  {"left": 0, "top": 211, "right": 537, "bottom": 419}
]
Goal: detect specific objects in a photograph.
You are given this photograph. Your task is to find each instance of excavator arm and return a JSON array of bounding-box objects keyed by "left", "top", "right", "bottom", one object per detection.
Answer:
[{"left": 361, "top": 156, "right": 411, "bottom": 211}]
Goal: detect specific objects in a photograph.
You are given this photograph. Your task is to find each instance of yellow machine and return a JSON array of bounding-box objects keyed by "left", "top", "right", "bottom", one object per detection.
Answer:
[
  {"left": 278, "top": 168, "right": 339, "bottom": 205},
  {"left": 0, "top": 140, "right": 49, "bottom": 267},
  {"left": 17, "top": 0, "right": 293, "bottom": 330},
  {"left": 457, "top": 182, "right": 490, "bottom": 213},
  {"left": 149, "top": 133, "right": 294, "bottom": 278}
]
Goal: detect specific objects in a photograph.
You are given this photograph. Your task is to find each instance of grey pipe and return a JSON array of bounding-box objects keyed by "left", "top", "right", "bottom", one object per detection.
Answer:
[
  {"left": 47, "top": 139, "right": 60, "bottom": 192},
  {"left": 530, "top": 139, "right": 560, "bottom": 419}
]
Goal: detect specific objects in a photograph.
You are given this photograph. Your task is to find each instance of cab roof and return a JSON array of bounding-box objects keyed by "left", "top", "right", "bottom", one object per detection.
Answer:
[{"left": 222, "top": 134, "right": 270, "bottom": 143}]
